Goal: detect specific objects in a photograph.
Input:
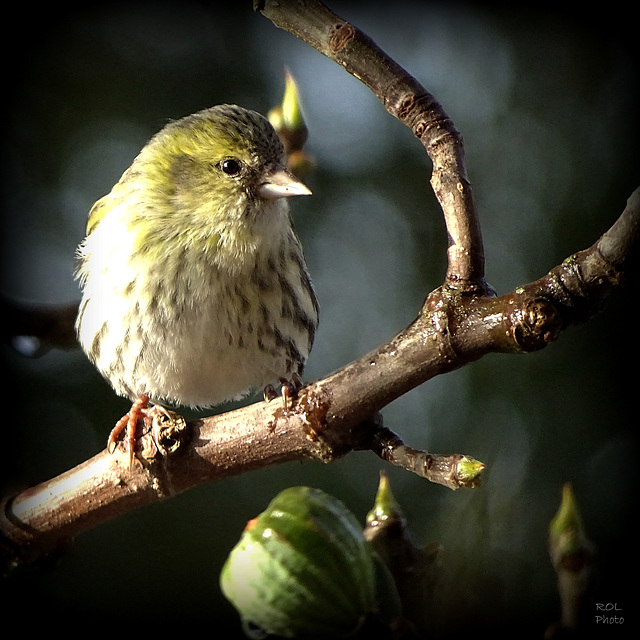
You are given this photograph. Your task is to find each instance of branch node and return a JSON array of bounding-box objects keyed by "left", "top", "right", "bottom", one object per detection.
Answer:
[
  {"left": 510, "top": 297, "right": 562, "bottom": 351},
  {"left": 266, "top": 385, "right": 346, "bottom": 463},
  {"left": 396, "top": 94, "right": 458, "bottom": 146},
  {"left": 329, "top": 22, "right": 355, "bottom": 53},
  {"left": 296, "top": 385, "right": 332, "bottom": 442},
  {"left": 151, "top": 408, "right": 190, "bottom": 458}
]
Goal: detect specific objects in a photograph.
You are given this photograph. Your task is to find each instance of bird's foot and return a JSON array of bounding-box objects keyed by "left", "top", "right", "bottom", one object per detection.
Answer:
[
  {"left": 107, "top": 395, "right": 173, "bottom": 467},
  {"left": 263, "top": 373, "right": 303, "bottom": 410}
]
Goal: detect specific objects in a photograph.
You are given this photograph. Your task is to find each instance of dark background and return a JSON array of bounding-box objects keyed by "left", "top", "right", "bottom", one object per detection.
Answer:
[{"left": 2, "top": 2, "right": 638, "bottom": 637}]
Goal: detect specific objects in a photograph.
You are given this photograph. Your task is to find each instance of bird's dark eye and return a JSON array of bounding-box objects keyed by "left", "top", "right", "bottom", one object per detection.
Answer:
[{"left": 219, "top": 157, "right": 242, "bottom": 176}]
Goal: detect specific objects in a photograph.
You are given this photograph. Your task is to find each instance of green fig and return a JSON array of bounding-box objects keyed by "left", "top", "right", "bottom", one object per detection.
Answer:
[{"left": 220, "top": 487, "right": 377, "bottom": 638}]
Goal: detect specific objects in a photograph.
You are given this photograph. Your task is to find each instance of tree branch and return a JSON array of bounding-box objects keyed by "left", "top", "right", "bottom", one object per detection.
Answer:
[
  {"left": 3, "top": 187, "right": 637, "bottom": 568},
  {"left": 254, "top": 0, "right": 488, "bottom": 292},
  {"left": 2, "top": 1, "right": 638, "bottom": 569}
]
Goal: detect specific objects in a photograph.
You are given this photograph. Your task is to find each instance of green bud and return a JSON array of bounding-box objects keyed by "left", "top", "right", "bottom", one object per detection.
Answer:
[
  {"left": 549, "top": 482, "right": 593, "bottom": 567},
  {"left": 547, "top": 483, "right": 595, "bottom": 633},
  {"left": 366, "top": 471, "right": 404, "bottom": 526},
  {"left": 455, "top": 455, "right": 485, "bottom": 487},
  {"left": 364, "top": 473, "right": 444, "bottom": 635},
  {"left": 220, "top": 487, "right": 377, "bottom": 638},
  {"left": 268, "top": 69, "right": 309, "bottom": 156},
  {"left": 281, "top": 69, "right": 306, "bottom": 133}
]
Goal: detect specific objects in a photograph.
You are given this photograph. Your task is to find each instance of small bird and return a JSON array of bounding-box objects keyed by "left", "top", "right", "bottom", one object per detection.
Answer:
[{"left": 75, "top": 104, "right": 318, "bottom": 464}]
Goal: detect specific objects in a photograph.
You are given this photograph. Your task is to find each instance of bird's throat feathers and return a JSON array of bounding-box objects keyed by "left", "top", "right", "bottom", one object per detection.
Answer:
[{"left": 92, "top": 187, "right": 292, "bottom": 278}]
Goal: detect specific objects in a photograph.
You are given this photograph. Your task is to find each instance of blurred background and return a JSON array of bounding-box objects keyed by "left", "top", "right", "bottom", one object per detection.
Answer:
[{"left": 2, "top": 1, "right": 638, "bottom": 637}]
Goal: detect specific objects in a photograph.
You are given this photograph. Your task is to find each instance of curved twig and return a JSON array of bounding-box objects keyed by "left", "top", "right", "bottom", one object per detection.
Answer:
[{"left": 254, "top": 0, "right": 487, "bottom": 291}]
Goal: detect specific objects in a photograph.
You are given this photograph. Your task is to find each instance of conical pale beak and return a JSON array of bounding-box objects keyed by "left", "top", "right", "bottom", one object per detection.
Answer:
[{"left": 258, "top": 169, "right": 312, "bottom": 199}]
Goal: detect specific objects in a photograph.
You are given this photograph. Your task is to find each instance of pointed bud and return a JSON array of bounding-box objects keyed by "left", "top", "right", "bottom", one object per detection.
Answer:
[
  {"left": 366, "top": 471, "right": 404, "bottom": 527},
  {"left": 455, "top": 455, "right": 485, "bottom": 488},
  {"left": 549, "top": 482, "right": 593, "bottom": 569},
  {"left": 268, "top": 69, "right": 311, "bottom": 171},
  {"left": 281, "top": 68, "right": 307, "bottom": 135},
  {"left": 547, "top": 483, "right": 595, "bottom": 633},
  {"left": 364, "top": 473, "right": 442, "bottom": 636}
]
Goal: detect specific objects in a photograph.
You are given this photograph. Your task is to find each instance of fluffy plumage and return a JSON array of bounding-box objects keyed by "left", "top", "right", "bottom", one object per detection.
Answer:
[{"left": 75, "top": 104, "right": 318, "bottom": 409}]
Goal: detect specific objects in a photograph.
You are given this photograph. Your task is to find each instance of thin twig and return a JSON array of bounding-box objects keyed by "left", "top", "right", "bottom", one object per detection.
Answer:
[{"left": 353, "top": 416, "right": 485, "bottom": 490}]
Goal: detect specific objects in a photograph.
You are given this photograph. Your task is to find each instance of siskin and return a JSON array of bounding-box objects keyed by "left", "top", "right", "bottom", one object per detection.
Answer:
[{"left": 75, "top": 104, "right": 318, "bottom": 462}]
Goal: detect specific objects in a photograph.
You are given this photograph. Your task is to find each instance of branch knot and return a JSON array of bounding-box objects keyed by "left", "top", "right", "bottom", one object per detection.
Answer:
[
  {"left": 329, "top": 22, "right": 355, "bottom": 52},
  {"left": 511, "top": 297, "right": 562, "bottom": 351}
]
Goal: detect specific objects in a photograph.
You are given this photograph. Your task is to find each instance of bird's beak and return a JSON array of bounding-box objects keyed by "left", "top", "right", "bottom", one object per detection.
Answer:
[{"left": 258, "top": 169, "right": 312, "bottom": 199}]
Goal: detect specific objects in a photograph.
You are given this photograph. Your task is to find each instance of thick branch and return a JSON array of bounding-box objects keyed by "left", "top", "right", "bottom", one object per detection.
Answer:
[
  {"left": 596, "top": 186, "right": 640, "bottom": 272},
  {"left": 3, "top": 188, "right": 637, "bottom": 566},
  {"left": 255, "top": 0, "right": 487, "bottom": 291}
]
